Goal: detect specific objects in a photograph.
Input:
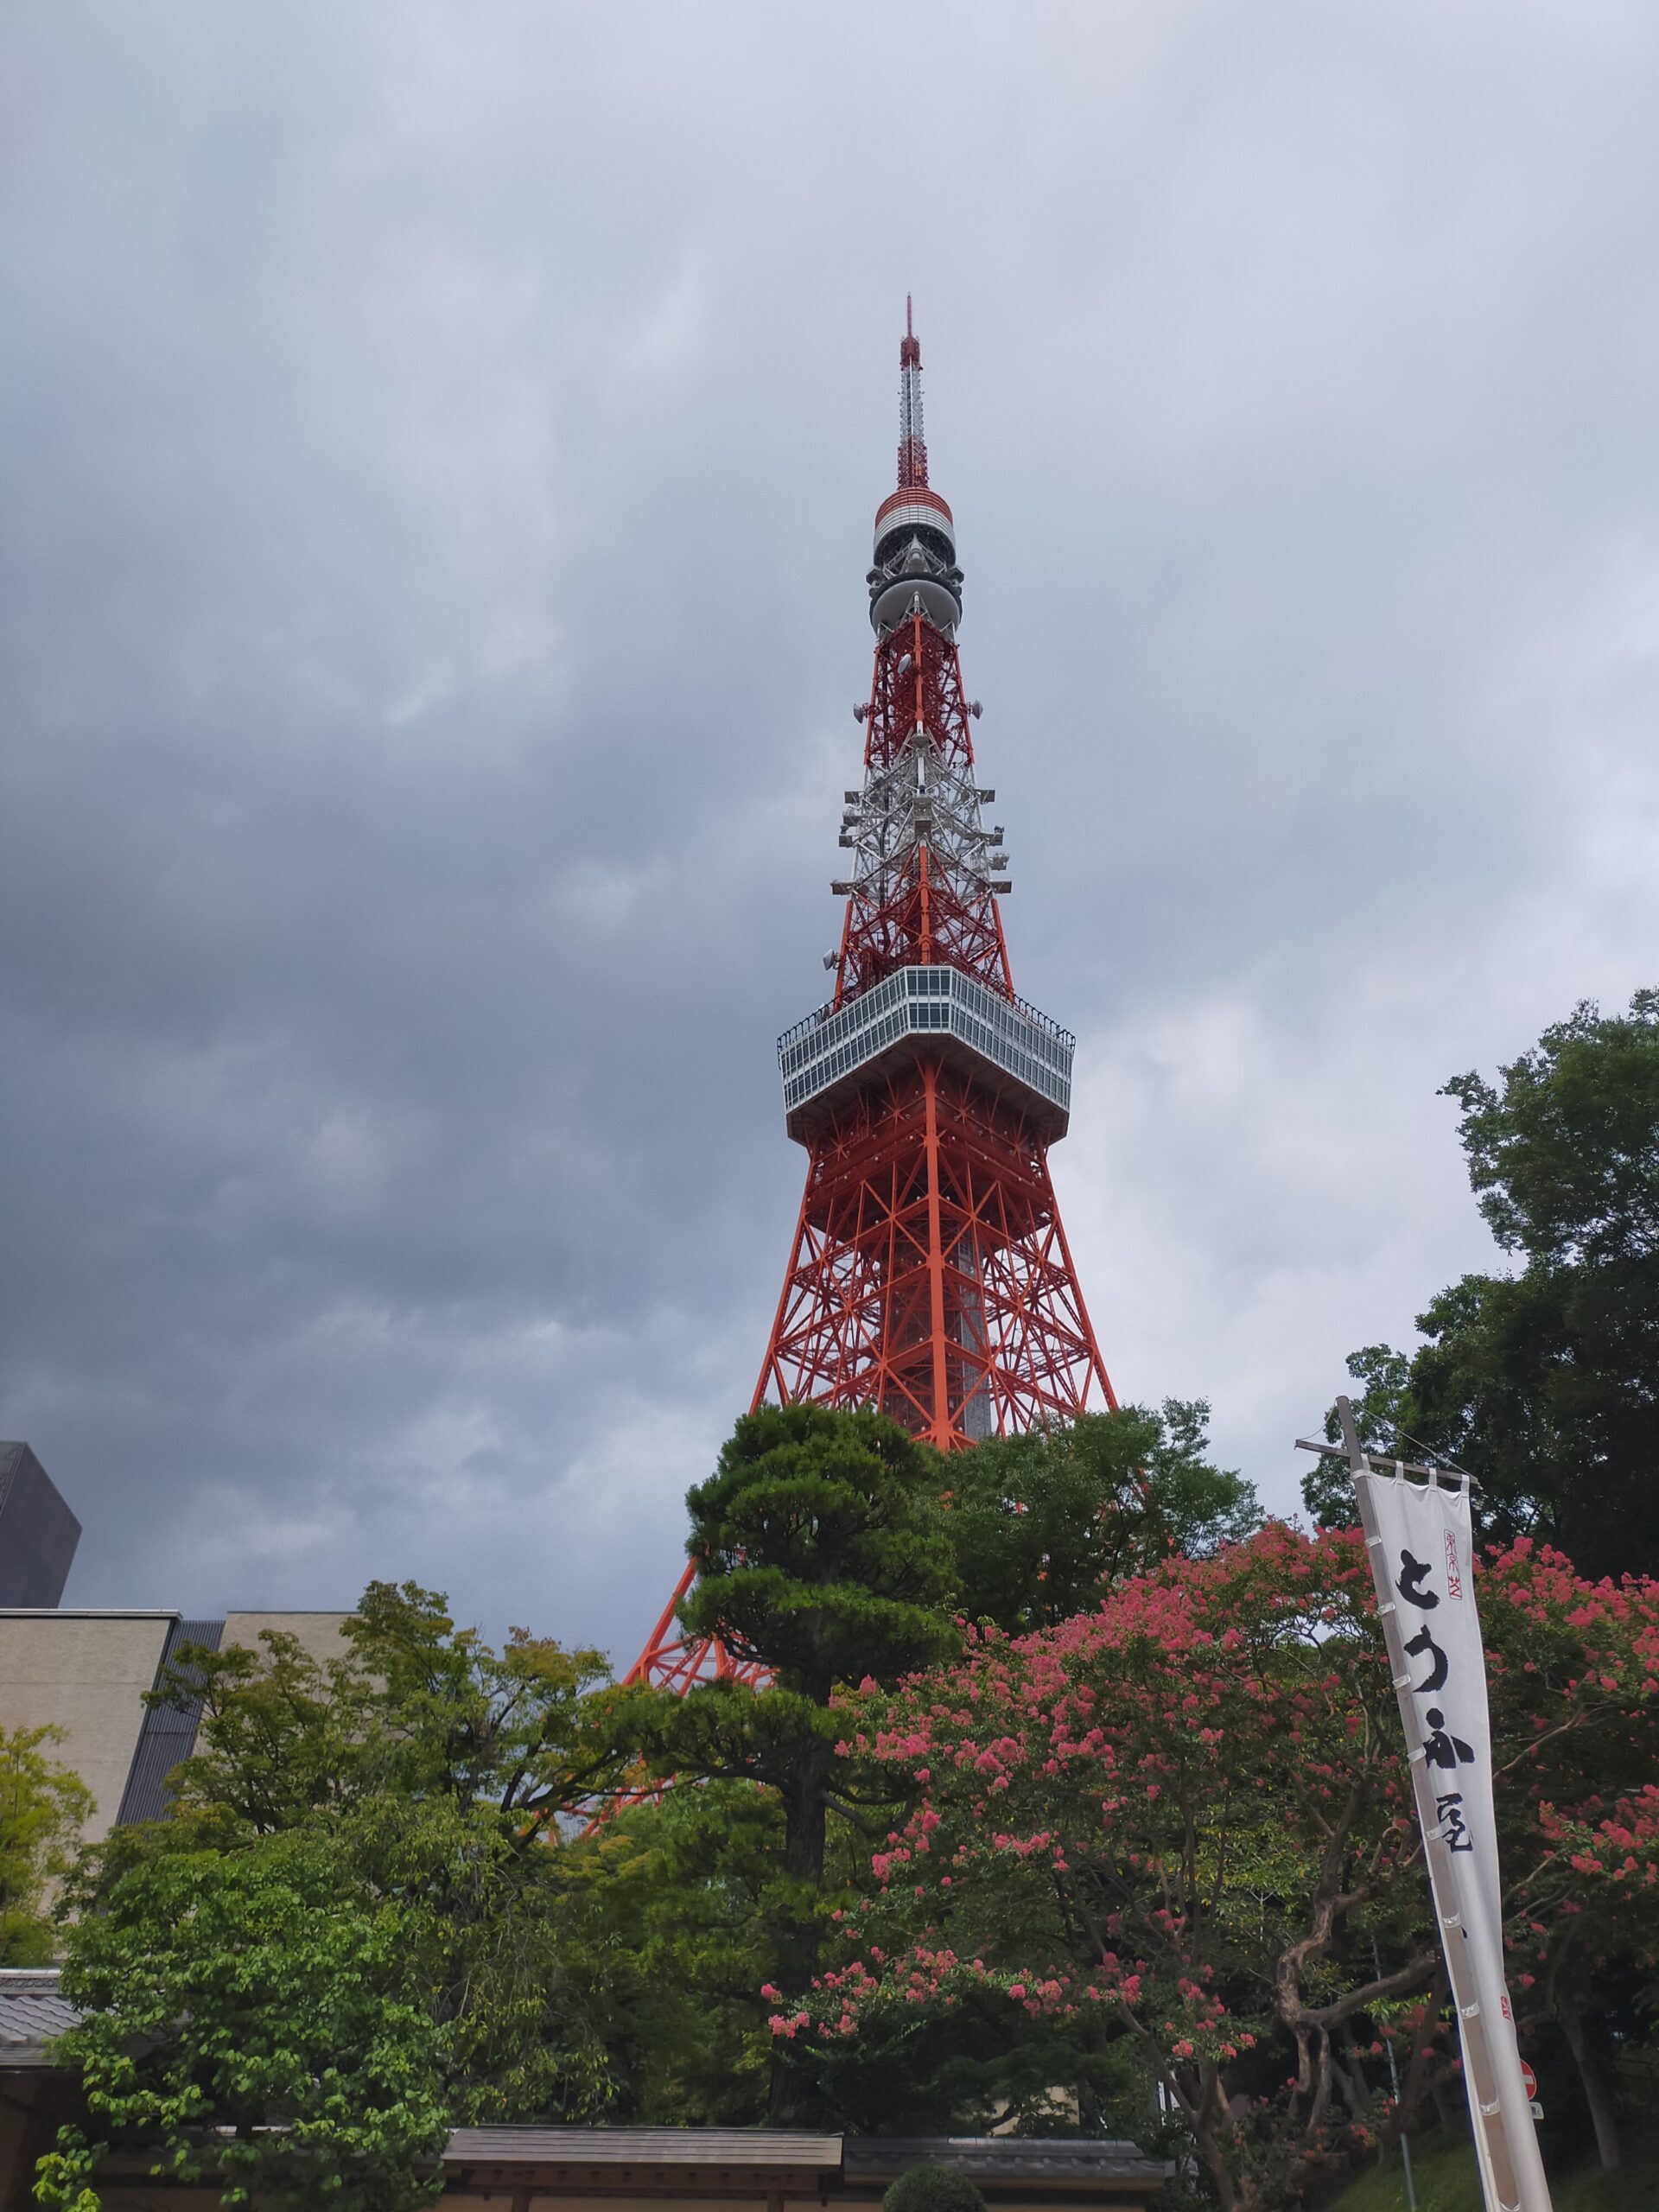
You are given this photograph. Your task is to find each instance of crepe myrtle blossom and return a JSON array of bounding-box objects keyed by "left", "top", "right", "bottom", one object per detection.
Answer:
[{"left": 776, "top": 1524, "right": 1659, "bottom": 2212}]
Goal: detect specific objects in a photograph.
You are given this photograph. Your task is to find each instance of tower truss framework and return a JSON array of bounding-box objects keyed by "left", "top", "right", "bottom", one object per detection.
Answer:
[{"left": 626, "top": 302, "right": 1115, "bottom": 1693}]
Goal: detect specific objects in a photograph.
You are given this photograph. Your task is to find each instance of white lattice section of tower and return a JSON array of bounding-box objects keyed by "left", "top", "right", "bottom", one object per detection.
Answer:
[{"left": 836, "top": 720, "right": 1007, "bottom": 919}]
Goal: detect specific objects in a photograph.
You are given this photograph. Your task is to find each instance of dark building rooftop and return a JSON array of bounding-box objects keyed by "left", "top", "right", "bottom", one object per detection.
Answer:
[
  {"left": 843, "top": 2140, "right": 1168, "bottom": 2187},
  {"left": 0, "top": 1970, "right": 80, "bottom": 2067},
  {"left": 447, "top": 2131, "right": 842, "bottom": 2169},
  {"left": 442, "top": 2127, "right": 1167, "bottom": 2202},
  {"left": 0, "top": 1443, "right": 80, "bottom": 1608}
]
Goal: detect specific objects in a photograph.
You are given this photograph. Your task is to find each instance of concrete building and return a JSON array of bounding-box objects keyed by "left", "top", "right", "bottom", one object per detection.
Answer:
[
  {"left": 0, "top": 1610, "right": 351, "bottom": 1846},
  {"left": 0, "top": 1445, "right": 80, "bottom": 1609}
]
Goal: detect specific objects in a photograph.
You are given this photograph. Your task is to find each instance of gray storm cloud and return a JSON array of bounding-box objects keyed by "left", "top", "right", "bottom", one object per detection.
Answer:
[{"left": 5, "top": 2, "right": 1659, "bottom": 1662}]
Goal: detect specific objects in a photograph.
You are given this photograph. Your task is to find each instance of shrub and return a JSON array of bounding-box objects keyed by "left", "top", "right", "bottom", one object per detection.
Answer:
[{"left": 882, "top": 2164, "right": 988, "bottom": 2212}]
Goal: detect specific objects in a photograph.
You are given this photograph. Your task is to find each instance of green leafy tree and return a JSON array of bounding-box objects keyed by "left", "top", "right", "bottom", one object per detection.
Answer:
[
  {"left": 946, "top": 1401, "right": 1261, "bottom": 1634},
  {"left": 151, "top": 1584, "right": 627, "bottom": 2122},
  {"left": 883, "top": 2167, "right": 987, "bottom": 2212},
  {"left": 642, "top": 1404, "right": 960, "bottom": 1886},
  {"left": 1305, "top": 991, "right": 1659, "bottom": 1579},
  {"left": 41, "top": 1585, "right": 631, "bottom": 2211},
  {"left": 575, "top": 1780, "right": 782, "bottom": 2124},
  {"left": 41, "top": 1832, "right": 447, "bottom": 2212},
  {"left": 597, "top": 1403, "right": 959, "bottom": 2115},
  {"left": 0, "top": 1722, "right": 92, "bottom": 1964},
  {"left": 162, "top": 1580, "right": 610, "bottom": 1840}
]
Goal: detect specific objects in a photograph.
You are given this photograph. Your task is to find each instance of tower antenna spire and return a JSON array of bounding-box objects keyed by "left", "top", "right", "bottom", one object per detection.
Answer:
[{"left": 897, "top": 296, "right": 927, "bottom": 489}]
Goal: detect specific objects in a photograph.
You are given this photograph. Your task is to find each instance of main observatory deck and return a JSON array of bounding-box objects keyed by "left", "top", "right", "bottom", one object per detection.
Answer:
[{"left": 778, "top": 963, "right": 1073, "bottom": 1145}]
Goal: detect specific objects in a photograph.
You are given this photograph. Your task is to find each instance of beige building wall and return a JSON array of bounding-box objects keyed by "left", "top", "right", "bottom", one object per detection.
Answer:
[
  {"left": 0, "top": 1611, "right": 175, "bottom": 1844},
  {"left": 0, "top": 1611, "right": 353, "bottom": 1853},
  {"left": 220, "top": 1611, "right": 350, "bottom": 1669}
]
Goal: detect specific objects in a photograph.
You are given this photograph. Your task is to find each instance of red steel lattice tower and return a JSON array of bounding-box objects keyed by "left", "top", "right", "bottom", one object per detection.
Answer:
[{"left": 626, "top": 304, "right": 1116, "bottom": 1691}]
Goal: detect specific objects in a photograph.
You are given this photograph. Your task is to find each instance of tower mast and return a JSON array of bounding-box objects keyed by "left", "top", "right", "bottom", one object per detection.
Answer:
[{"left": 626, "top": 311, "right": 1115, "bottom": 1691}]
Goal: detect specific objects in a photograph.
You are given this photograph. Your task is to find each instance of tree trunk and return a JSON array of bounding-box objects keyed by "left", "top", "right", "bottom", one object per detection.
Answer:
[
  {"left": 1193, "top": 2120, "right": 1237, "bottom": 2212},
  {"left": 1429, "top": 2071, "right": 1465, "bottom": 2136},
  {"left": 1332, "top": 2022, "right": 1370, "bottom": 2117},
  {"left": 767, "top": 1728, "right": 832, "bottom": 2123},
  {"left": 782, "top": 1731, "right": 830, "bottom": 1886},
  {"left": 1557, "top": 1998, "right": 1620, "bottom": 2171}
]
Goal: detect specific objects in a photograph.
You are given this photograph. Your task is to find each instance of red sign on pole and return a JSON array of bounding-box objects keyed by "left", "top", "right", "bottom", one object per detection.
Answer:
[{"left": 1520, "top": 2061, "right": 1537, "bottom": 2101}]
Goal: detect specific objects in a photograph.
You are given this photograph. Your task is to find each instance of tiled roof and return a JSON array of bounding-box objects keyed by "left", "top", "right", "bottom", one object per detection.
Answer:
[
  {"left": 446, "top": 2130, "right": 842, "bottom": 2169},
  {"left": 843, "top": 2139, "right": 1168, "bottom": 2183},
  {"left": 445, "top": 2130, "right": 1167, "bottom": 2186},
  {"left": 0, "top": 1969, "right": 80, "bottom": 2065}
]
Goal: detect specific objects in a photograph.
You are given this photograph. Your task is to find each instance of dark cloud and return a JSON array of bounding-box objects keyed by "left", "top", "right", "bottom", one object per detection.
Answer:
[{"left": 7, "top": 3, "right": 1659, "bottom": 1661}]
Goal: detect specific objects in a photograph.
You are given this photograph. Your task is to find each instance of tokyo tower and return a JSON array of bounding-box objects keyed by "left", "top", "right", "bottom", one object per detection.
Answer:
[{"left": 627, "top": 304, "right": 1116, "bottom": 1692}]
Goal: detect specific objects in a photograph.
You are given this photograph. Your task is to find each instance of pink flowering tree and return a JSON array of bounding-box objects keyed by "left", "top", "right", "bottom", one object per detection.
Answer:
[
  {"left": 784, "top": 1525, "right": 1659, "bottom": 2209},
  {"left": 1478, "top": 1538, "right": 1659, "bottom": 2170}
]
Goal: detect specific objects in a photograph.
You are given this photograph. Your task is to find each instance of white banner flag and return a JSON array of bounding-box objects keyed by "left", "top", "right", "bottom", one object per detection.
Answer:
[{"left": 1358, "top": 1466, "right": 1553, "bottom": 2212}]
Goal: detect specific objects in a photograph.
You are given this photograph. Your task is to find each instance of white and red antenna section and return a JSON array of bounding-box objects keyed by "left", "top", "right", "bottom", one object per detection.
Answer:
[{"left": 897, "top": 293, "right": 928, "bottom": 490}]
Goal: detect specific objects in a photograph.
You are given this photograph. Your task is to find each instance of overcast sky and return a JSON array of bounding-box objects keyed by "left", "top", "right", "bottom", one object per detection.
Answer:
[{"left": 6, "top": 3, "right": 1659, "bottom": 1662}]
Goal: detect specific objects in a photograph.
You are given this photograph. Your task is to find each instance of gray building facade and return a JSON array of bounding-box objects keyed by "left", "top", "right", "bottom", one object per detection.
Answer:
[{"left": 0, "top": 1444, "right": 80, "bottom": 1609}]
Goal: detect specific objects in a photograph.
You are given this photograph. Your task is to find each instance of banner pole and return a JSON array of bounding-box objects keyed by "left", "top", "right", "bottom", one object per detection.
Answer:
[
  {"left": 1371, "top": 1935, "right": 1420, "bottom": 2211},
  {"left": 1334, "top": 1397, "right": 1552, "bottom": 2212}
]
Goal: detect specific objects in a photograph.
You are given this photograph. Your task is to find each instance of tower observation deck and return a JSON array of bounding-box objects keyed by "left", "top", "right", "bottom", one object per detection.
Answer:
[{"left": 626, "top": 303, "right": 1116, "bottom": 1693}]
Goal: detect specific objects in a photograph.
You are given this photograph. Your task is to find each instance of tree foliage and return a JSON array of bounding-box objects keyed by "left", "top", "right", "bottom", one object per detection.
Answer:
[
  {"left": 882, "top": 2166, "right": 987, "bottom": 2212},
  {"left": 575, "top": 1781, "right": 784, "bottom": 2124},
  {"left": 43, "top": 1585, "right": 628, "bottom": 2212},
  {"left": 41, "top": 1833, "right": 447, "bottom": 2212},
  {"left": 946, "top": 1402, "right": 1260, "bottom": 1636},
  {"left": 595, "top": 1404, "right": 958, "bottom": 2115},
  {"left": 38, "top": 1400, "right": 1253, "bottom": 2164},
  {"left": 162, "top": 1579, "right": 610, "bottom": 1842},
  {"left": 785, "top": 1526, "right": 1659, "bottom": 2209},
  {"left": 52, "top": 1375, "right": 1659, "bottom": 2197},
  {"left": 0, "top": 1722, "right": 92, "bottom": 1965},
  {"left": 1306, "top": 992, "right": 1659, "bottom": 1579},
  {"left": 679, "top": 1402, "right": 959, "bottom": 1709},
  {"left": 604, "top": 1405, "right": 958, "bottom": 1884},
  {"left": 582, "top": 1402, "right": 1262, "bottom": 2124}
]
